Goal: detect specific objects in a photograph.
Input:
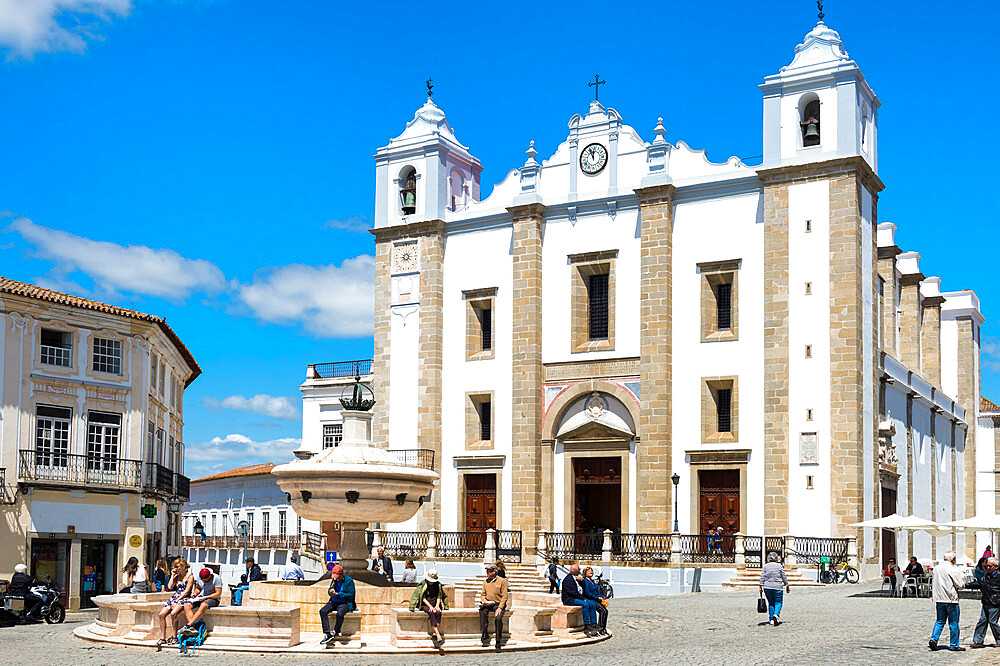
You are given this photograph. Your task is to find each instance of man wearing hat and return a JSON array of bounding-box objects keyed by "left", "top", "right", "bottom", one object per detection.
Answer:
[
  {"left": 320, "top": 564, "right": 356, "bottom": 644},
  {"left": 479, "top": 564, "right": 509, "bottom": 650},
  {"left": 232, "top": 557, "right": 263, "bottom": 606},
  {"left": 177, "top": 568, "right": 223, "bottom": 638}
]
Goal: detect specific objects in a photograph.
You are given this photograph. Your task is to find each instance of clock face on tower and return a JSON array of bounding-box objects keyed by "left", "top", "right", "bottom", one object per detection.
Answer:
[{"left": 580, "top": 143, "right": 608, "bottom": 175}]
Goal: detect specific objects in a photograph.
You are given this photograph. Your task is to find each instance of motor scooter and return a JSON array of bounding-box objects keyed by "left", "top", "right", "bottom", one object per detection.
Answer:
[{"left": 0, "top": 578, "right": 65, "bottom": 626}]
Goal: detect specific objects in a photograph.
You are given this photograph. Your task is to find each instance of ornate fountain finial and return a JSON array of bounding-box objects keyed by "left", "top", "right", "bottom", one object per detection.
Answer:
[{"left": 339, "top": 374, "right": 376, "bottom": 411}]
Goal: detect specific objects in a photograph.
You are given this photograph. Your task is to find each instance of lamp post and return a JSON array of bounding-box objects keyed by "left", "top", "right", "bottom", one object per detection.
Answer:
[{"left": 671, "top": 473, "right": 680, "bottom": 533}]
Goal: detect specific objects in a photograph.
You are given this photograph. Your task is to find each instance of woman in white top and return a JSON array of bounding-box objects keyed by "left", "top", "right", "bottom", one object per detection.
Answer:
[
  {"left": 122, "top": 556, "right": 150, "bottom": 594},
  {"left": 401, "top": 559, "right": 417, "bottom": 583}
]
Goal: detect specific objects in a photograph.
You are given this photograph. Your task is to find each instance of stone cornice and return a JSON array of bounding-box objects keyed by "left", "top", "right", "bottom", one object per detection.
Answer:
[
  {"left": 686, "top": 448, "right": 752, "bottom": 465},
  {"left": 756, "top": 155, "right": 885, "bottom": 194},
  {"left": 922, "top": 295, "right": 946, "bottom": 308},
  {"left": 633, "top": 183, "right": 676, "bottom": 205},
  {"left": 506, "top": 203, "right": 546, "bottom": 220},
  {"left": 899, "top": 273, "right": 926, "bottom": 287},
  {"left": 370, "top": 219, "right": 446, "bottom": 243},
  {"left": 877, "top": 245, "right": 902, "bottom": 259}
]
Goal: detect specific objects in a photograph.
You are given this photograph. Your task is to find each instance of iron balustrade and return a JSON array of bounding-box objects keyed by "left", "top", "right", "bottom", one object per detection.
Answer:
[
  {"left": 302, "top": 531, "right": 326, "bottom": 559},
  {"left": 794, "top": 537, "right": 848, "bottom": 566},
  {"left": 744, "top": 535, "right": 785, "bottom": 567},
  {"left": 310, "top": 359, "right": 373, "bottom": 379},
  {"left": 612, "top": 533, "right": 673, "bottom": 563},
  {"left": 543, "top": 532, "right": 604, "bottom": 560},
  {"left": 386, "top": 449, "right": 435, "bottom": 470},
  {"left": 380, "top": 531, "right": 429, "bottom": 558},
  {"left": 18, "top": 449, "right": 142, "bottom": 489},
  {"left": 147, "top": 463, "right": 174, "bottom": 494},
  {"left": 495, "top": 530, "right": 522, "bottom": 563},
  {"left": 679, "top": 534, "right": 736, "bottom": 563},
  {"left": 174, "top": 473, "right": 191, "bottom": 501},
  {"left": 437, "top": 531, "right": 488, "bottom": 558}
]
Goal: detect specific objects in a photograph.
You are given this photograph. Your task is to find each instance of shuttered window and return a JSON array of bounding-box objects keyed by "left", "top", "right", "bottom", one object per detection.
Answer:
[
  {"left": 588, "top": 273, "right": 609, "bottom": 339},
  {"left": 717, "top": 389, "right": 732, "bottom": 433},
  {"left": 716, "top": 283, "right": 732, "bottom": 330}
]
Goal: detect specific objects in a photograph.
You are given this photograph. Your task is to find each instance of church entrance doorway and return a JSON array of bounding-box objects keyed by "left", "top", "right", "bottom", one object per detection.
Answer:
[
  {"left": 464, "top": 474, "right": 497, "bottom": 532},
  {"left": 573, "top": 457, "right": 621, "bottom": 533},
  {"left": 698, "top": 469, "right": 740, "bottom": 534},
  {"left": 881, "top": 485, "right": 897, "bottom": 568}
]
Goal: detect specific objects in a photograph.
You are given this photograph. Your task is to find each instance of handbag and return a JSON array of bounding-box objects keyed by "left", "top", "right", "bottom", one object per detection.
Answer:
[{"left": 756, "top": 591, "right": 767, "bottom": 613}]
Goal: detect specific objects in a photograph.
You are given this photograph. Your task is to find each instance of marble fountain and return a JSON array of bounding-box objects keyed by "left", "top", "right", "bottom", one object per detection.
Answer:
[{"left": 74, "top": 380, "right": 604, "bottom": 653}]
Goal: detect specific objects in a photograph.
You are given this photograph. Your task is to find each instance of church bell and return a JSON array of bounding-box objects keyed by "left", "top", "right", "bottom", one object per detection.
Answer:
[
  {"left": 801, "top": 117, "right": 820, "bottom": 145},
  {"left": 400, "top": 175, "right": 417, "bottom": 215}
]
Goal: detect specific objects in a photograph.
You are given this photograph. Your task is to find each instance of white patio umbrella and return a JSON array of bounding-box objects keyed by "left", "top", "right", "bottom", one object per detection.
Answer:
[
  {"left": 850, "top": 513, "right": 937, "bottom": 530},
  {"left": 942, "top": 515, "right": 1000, "bottom": 553}
]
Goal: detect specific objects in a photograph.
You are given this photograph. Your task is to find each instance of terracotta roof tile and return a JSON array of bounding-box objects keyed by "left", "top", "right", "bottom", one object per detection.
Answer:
[
  {"left": 192, "top": 463, "right": 277, "bottom": 483},
  {"left": 982, "top": 396, "right": 1000, "bottom": 414},
  {"left": 0, "top": 275, "right": 200, "bottom": 385}
]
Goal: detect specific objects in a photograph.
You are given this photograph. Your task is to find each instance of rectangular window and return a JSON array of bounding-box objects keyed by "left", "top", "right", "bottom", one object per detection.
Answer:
[
  {"left": 247, "top": 512, "right": 254, "bottom": 536},
  {"left": 587, "top": 273, "right": 610, "bottom": 339},
  {"left": 156, "top": 428, "right": 165, "bottom": 465},
  {"left": 805, "top": 344, "right": 813, "bottom": 358},
  {"left": 40, "top": 329, "right": 72, "bottom": 367},
  {"left": 222, "top": 515, "right": 227, "bottom": 536},
  {"left": 805, "top": 282, "right": 812, "bottom": 295},
  {"left": 479, "top": 400, "right": 492, "bottom": 441},
  {"left": 805, "top": 219, "right": 812, "bottom": 233},
  {"left": 159, "top": 362, "right": 166, "bottom": 395},
  {"left": 806, "top": 408, "right": 813, "bottom": 421},
  {"left": 36, "top": 405, "right": 72, "bottom": 467},
  {"left": 699, "top": 259, "right": 740, "bottom": 342},
  {"left": 716, "top": 388, "right": 732, "bottom": 432},
  {"left": 480, "top": 307, "right": 492, "bottom": 350},
  {"left": 262, "top": 512, "right": 270, "bottom": 537},
  {"left": 464, "top": 288, "right": 497, "bottom": 360},
  {"left": 150, "top": 354, "right": 158, "bottom": 389},
  {"left": 168, "top": 435, "right": 175, "bottom": 469},
  {"left": 92, "top": 337, "right": 122, "bottom": 374},
  {"left": 87, "top": 411, "right": 121, "bottom": 471},
  {"left": 211, "top": 514, "right": 216, "bottom": 536},
  {"left": 147, "top": 421, "right": 155, "bottom": 462},
  {"left": 716, "top": 283, "right": 732, "bottom": 331},
  {"left": 279, "top": 511, "right": 287, "bottom": 537},
  {"left": 806, "top": 475, "right": 814, "bottom": 489},
  {"left": 466, "top": 392, "right": 495, "bottom": 448},
  {"left": 323, "top": 423, "right": 343, "bottom": 448}
]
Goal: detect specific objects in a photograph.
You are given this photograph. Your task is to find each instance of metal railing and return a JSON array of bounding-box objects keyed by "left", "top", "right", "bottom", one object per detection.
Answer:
[
  {"left": 794, "top": 537, "right": 848, "bottom": 566},
  {"left": 181, "top": 534, "right": 302, "bottom": 550},
  {"left": 437, "top": 531, "right": 489, "bottom": 558},
  {"left": 679, "top": 534, "right": 736, "bottom": 563},
  {"left": 302, "top": 531, "right": 326, "bottom": 560},
  {"left": 0, "top": 468, "right": 15, "bottom": 506},
  {"left": 147, "top": 463, "right": 174, "bottom": 494},
  {"left": 745, "top": 535, "right": 785, "bottom": 567},
  {"left": 309, "top": 359, "right": 373, "bottom": 379},
  {"left": 18, "top": 449, "right": 143, "bottom": 489},
  {"left": 386, "top": 449, "right": 435, "bottom": 470},
  {"left": 380, "top": 531, "right": 429, "bottom": 558},
  {"left": 496, "top": 530, "right": 522, "bottom": 563},
  {"left": 174, "top": 473, "right": 191, "bottom": 501},
  {"left": 612, "top": 533, "right": 673, "bottom": 563},
  {"left": 543, "top": 532, "right": 604, "bottom": 560}
]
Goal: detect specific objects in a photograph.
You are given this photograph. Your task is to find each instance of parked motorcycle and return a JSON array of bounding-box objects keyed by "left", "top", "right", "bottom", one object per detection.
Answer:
[{"left": 0, "top": 578, "right": 65, "bottom": 626}]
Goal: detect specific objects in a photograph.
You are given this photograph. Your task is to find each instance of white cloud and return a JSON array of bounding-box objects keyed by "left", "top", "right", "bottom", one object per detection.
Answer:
[
  {"left": 324, "top": 215, "right": 371, "bottom": 234},
  {"left": 983, "top": 337, "right": 1000, "bottom": 373},
  {"left": 7, "top": 217, "right": 228, "bottom": 301},
  {"left": 0, "top": 0, "right": 131, "bottom": 57},
  {"left": 183, "top": 433, "right": 302, "bottom": 479},
  {"left": 237, "top": 256, "right": 374, "bottom": 338},
  {"left": 204, "top": 394, "right": 299, "bottom": 420}
]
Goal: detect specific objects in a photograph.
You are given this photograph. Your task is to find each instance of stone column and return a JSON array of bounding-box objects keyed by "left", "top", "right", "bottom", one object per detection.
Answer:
[
  {"left": 601, "top": 529, "right": 613, "bottom": 563},
  {"left": 635, "top": 184, "right": 676, "bottom": 532},
  {"left": 484, "top": 528, "right": 497, "bottom": 564},
  {"left": 508, "top": 203, "right": 545, "bottom": 553},
  {"left": 897, "top": 274, "right": 923, "bottom": 372},
  {"left": 920, "top": 293, "right": 944, "bottom": 387},
  {"left": 734, "top": 533, "right": 746, "bottom": 569},
  {"left": 956, "top": 316, "right": 978, "bottom": 524},
  {"left": 536, "top": 533, "right": 547, "bottom": 568},
  {"left": 784, "top": 534, "right": 797, "bottom": 568},
  {"left": 876, "top": 246, "right": 900, "bottom": 355},
  {"left": 760, "top": 178, "right": 791, "bottom": 535},
  {"left": 670, "top": 531, "right": 681, "bottom": 565},
  {"left": 426, "top": 528, "right": 437, "bottom": 559}
]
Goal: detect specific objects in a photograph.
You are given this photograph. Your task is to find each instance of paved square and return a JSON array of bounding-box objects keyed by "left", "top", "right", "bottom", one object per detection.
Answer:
[{"left": 9, "top": 583, "right": 1000, "bottom": 665}]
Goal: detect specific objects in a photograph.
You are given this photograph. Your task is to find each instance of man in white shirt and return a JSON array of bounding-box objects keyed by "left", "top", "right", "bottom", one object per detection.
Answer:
[
  {"left": 929, "top": 551, "right": 966, "bottom": 652},
  {"left": 282, "top": 552, "right": 305, "bottom": 581}
]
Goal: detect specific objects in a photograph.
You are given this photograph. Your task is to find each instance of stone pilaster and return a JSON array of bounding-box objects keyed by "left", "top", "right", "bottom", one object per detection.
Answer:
[
  {"left": 921, "top": 296, "right": 944, "bottom": 387},
  {"left": 956, "top": 316, "right": 978, "bottom": 523},
  {"left": 371, "top": 220, "right": 447, "bottom": 530},
  {"left": 635, "top": 184, "right": 675, "bottom": 532},
  {"left": 508, "top": 203, "right": 545, "bottom": 550},
  {"left": 897, "top": 274, "right": 924, "bottom": 372},
  {"left": 876, "top": 247, "right": 900, "bottom": 355},
  {"left": 993, "top": 420, "right": 1000, "bottom": 516}
]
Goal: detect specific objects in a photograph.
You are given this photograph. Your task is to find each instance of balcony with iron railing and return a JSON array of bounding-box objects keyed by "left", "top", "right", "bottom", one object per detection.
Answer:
[
  {"left": 307, "top": 359, "right": 373, "bottom": 380},
  {"left": 181, "top": 535, "right": 303, "bottom": 550},
  {"left": 385, "top": 449, "right": 435, "bottom": 470},
  {"left": 17, "top": 450, "right": 189, "bottom": 500}
]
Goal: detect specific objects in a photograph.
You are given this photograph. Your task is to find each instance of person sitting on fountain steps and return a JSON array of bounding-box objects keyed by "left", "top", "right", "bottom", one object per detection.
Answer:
[
  {"left": 320, "top": 565, "right": 356, "bottom": 644},
  {"left": 479, "top": 564, "right": 509, "bottom": 650},
  {"left": 177, "top": 568, "right": 223, "bottom": 639},
  {"left": 410, "top": 569, "right": 448, "bottom": 646}
]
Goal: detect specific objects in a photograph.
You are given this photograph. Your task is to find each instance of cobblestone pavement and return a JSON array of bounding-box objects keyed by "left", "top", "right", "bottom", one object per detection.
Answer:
[{"left": 6, "top": 583, "right": 1000, "bottom": 665}]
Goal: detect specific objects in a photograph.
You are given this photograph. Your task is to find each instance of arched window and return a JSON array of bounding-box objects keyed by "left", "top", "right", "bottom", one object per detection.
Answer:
[
  {"left": 399, "top": 166, "right": 417, "bottom": 215},
  {"left": 800, "top": 97, "right": 821, "bottom": 147},
  {"left": 449, "top": 168, "right": 466, "bottom": 211}
]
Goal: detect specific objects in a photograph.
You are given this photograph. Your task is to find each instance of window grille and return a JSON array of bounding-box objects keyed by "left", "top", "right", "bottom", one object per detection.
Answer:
[
  {"left": 717, "top": 388, "right": 732, "bottom": 433},
  {"left": 480, "top": 400, "right": 492, "bottom": 441},
  {"left": 480, "top": 307, "right": 492, "bottom": 351},
  {"left": 92, "top": 338, "right": 122, "bottom": 374},
  {"left": 36, "top": 405, "right": 72, "bottom": 467},
  {"left": 588, "top": 273, "right": 609, "bottom": 339},
  {"left": 40, "top": 329, "right": 72, "bottom": 367},
  {"left": 87, "top": 411, "right": 121, "bottom": 471},
  {"left": 716, "top": 283, "right": 732, "bottom": 330},
  {"left": 323, "top": 423, "right": 343, "bottom": 448}
]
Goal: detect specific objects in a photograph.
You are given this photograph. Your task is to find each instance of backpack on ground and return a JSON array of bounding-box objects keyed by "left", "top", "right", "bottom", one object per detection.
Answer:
[{"left": 178, "top": 620, "right": 207, "bottom": 654}]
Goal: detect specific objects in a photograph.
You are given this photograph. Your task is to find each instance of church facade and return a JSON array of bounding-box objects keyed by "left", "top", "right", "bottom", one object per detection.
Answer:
[{"left": 369, "top": 20, "right": 986, "bottom": 570}]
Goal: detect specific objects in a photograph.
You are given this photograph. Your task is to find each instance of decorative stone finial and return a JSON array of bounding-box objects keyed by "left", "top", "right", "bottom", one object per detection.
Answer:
[
  {"left": 652, "top": 117, "right": 668, "bottom": 145},
  {"left": 524, "top": 140, "right": 539, "bottom": 166}
]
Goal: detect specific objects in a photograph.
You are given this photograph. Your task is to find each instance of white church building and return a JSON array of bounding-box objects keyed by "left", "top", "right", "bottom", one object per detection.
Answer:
[{"left": 360, "top": 18, "right": 990, "bottom": 576}]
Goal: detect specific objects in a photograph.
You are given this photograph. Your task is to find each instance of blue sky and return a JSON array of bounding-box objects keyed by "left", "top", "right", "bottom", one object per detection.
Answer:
[{"left": 1, "top": 1, "right": 997, "bottom": 478}]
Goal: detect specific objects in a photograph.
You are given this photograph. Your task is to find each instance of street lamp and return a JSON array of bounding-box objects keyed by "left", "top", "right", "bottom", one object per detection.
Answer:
[
  {"left": 167, "top": 497, "right": 182, "bottom": 513},
  {"left": 671, "top": 473, "right": 680, "bottom": 533}
]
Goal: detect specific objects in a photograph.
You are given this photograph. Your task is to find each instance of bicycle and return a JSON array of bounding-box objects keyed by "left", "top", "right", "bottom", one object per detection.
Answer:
[
  {"left": 820, "top": 561, "right": 859, "bottom": 584},
  {"left": 596, "top": 572, "right": 614, "bottom": 599}
]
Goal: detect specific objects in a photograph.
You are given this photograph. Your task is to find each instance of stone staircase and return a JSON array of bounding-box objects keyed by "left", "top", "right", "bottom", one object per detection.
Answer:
[
  {"left": 453, "top": 563, "right": 552, "bottom": 595},
  {"left": 723, "top": 567, "right": 823, "bottom": 588}
]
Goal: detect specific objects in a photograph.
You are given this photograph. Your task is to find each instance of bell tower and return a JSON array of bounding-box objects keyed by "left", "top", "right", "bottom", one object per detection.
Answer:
[
  {"left": 760, "top": 19, "right": 880, "bottom": 172},
  {"left": 374, "top": 90, "right": 482, "bottom": 228}
]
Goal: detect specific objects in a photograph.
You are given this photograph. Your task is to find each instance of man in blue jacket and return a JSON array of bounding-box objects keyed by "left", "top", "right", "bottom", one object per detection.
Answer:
[
  {"left": 320, "top": 565, "right": 356, "bottom": 644},
  {"left": 561, "top": 563, "right": 599, "bottom": 637}
]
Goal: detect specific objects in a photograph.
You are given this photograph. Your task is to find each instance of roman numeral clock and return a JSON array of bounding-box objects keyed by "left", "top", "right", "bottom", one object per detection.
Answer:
[{"left": 580, "top": 143, "right": 608, "bottom": 174}]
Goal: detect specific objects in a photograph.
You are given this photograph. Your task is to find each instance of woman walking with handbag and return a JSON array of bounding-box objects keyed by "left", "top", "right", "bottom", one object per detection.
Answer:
[{"left": 759, "top": 552, "right": 790, "bottom": 626}]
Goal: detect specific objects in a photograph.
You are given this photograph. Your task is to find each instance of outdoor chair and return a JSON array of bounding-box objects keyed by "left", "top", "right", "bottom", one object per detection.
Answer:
[
  {"left": 918, "top": 575, "right": 932, "bottom": 598},
  {"left": 894, "top": 571, "right": 904, "bottom": 598},
  {"left": 901, "top": 576, "right": 919, "bottom": 598}
]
